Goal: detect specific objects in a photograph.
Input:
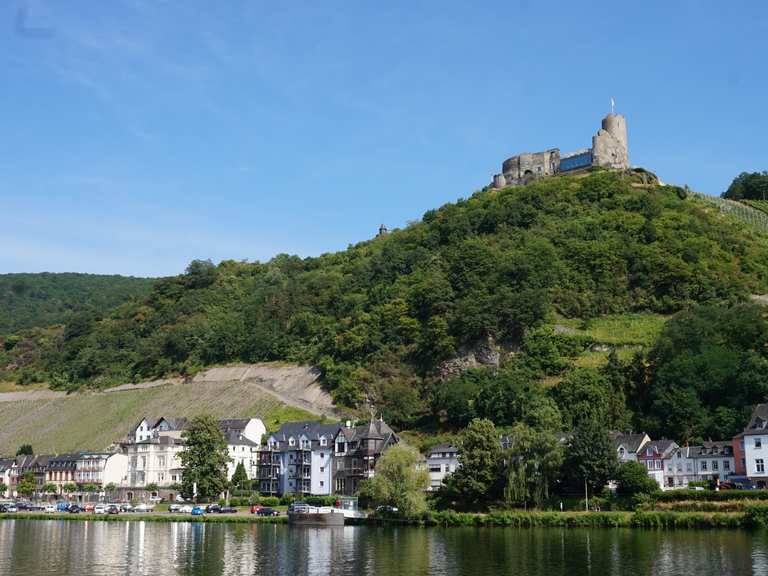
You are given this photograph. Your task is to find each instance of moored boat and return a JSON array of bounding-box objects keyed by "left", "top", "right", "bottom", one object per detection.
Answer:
[{"left": 287, "top": 503, "right": 346, "bottom": 527}]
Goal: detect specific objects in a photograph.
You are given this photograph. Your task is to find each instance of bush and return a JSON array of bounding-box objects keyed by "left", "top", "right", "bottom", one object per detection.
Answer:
[{"left": 654, "top": 489, "right": 768, "bottom": 502}]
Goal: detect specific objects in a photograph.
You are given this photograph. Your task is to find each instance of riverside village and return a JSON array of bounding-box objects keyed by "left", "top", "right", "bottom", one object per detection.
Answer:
[{"left": 3, "top": 110, "right": 768, "bottom": 528}]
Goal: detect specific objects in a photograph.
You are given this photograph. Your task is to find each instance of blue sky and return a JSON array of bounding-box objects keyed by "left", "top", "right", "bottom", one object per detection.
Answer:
[{"left": 1, "top": 0, "right": 766, "bottom": 277}]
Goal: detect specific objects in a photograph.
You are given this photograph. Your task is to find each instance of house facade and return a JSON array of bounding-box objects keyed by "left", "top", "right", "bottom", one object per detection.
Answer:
[
  {"left": 691, "top": 441, "right": 734, "bottom": 483},
  {"left": 426, "top": 443, "right": 459, "bottom": 491},
  {"left": 741, "top": 404, "right": 768, "bottom": 487},
  {"left": 637, "top": 440, "right": 678, "bottom": 488},
  {"left": 333, "top": 418, "right": 399, "bottom": 496},
  {"left": 46, "top": 454, "right": 79, "bottom": 495},
  {"left": 75, "top": 452, "right": 128, "bottom": 487},
  {"left": 124, "top": 435, "right": 184, "bottom": 489},
  {"left": 258, "top": 421, "right": 340, "bottom": 496}
]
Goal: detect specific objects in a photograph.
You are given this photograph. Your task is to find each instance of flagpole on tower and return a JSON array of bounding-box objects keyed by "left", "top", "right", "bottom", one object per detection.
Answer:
[{"left": 610, "top": 97, "right": 615, "bottom": 115}]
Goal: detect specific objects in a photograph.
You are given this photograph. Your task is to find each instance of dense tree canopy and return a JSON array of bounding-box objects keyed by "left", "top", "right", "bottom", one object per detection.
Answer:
[
  {"left": 632, "top": 303, "right": 768, "bottom": 442},
  {"left": 357, "top": 444, "right": 429, "bottom": 518},
  {"left": 0, "top": 273, "right": 153, "bottom": 336},
  {"left": 722, "top": 172, "right": 768, "bottom": 201}
]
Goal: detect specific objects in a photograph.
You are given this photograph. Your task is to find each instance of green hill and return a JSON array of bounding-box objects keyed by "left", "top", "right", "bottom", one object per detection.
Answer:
[
  {"left": 4, "top": 170, "right": 768, "bottom": 441},
  {"left": 0, "top": 272, "right": 155, "bottom": 335}
]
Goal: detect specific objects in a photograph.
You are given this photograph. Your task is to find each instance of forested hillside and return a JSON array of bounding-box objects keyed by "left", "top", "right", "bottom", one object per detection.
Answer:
[
  {"left": 0, "top": 273, "right": 154, "bottom": 335},
  {"left": 4, "top": 170, "right": 768, "bottom": 442}
]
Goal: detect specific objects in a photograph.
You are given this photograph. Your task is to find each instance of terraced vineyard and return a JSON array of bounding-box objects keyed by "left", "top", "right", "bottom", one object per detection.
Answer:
[
  {"left": 690, "top": 192, "right": 768, "bottom": 233},
  {"left": 0, "top": 374, "right": 319, "bottom": 454},
  {"left": 740, "top": 199, "right": 768, "bottom": 215}
]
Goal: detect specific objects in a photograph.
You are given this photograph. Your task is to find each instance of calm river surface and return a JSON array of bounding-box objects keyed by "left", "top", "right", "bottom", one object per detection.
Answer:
[{"left": 1, "top": 520, "right": 768, "bottom": 576}]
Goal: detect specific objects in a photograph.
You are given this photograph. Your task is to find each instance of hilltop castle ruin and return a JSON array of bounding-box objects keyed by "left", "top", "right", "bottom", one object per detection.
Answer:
[{"left": 490, "top": 112, "right": 629, "bottom": 188}]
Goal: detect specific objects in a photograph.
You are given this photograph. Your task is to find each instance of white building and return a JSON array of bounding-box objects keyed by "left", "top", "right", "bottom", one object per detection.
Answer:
[
  {"left": 124, "top": 435, "right": 185, "bottom": 489},
  {"left": 258, "top": 421, "right": 341, "bottom": 496},
  {"left": 741, "top": 404, "right": 768, "bottom": 487},
  {"left": 75, "top": 453, "right": 128, "bottom": 487},
  {"left": 664, "top": 446, "right": 697, "bottom": 489},
  {"left": 426, "top": 444, "right": 459, "bottom": 491}
]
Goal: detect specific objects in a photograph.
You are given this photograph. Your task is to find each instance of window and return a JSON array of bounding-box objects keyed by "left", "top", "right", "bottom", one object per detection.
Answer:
[
  {"left": 320, "top": 481, "right": 324, "bottom": 487},
  {"left": 646, "top": 448, "right": 653, "bottom": 456},
  {"left": 320, "top": 437, "right": 327, "bottom": 447},
  {"left": 320, "top": 467, "right": 324, "bottom": 473},
  {"left": 701, "top": 461, "right": 708, "bottom": 471},
  {"left": 686, "top": 463, "right": 693, "bottom": 472},
  {"left": 618, "top": 447, "right": 625, "bottom": 457},
  {"left": 712, "top": 461, "right": 719, "bottom": 471},
  {"left": 756, "top": 438, "right": 762, "bottom": 449},
  {"left": 757, "top": 459, "right": 765, "bottom": 473},
  {"left": 724, "top": 460, "right": 730, "bottom": 471},
  {"left": 655, "top": 460, "right": 662, "bottom": 470},
  {"left": 676, "top": 464, "right": 682, "bottom": 472},
  {"left": 429, "top": 466, "right": 441, "bottom": 473},
  {"left": 289, "top": 437, "right": 296, "bottom": 447}
]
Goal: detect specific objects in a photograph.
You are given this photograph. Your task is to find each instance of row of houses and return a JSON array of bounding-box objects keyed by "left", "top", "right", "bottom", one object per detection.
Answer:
[
  {"left": 7, "top": 403, "right": 768, "bottom": 500},
  {"left": 0, "top": 415, "right": 399, "bottom": 501},
  {"left": 611, "top": 404, "right": 768, "bottom": 489},
  {"left": 422, "top": 404, "right": 768, "bottom": 494}
]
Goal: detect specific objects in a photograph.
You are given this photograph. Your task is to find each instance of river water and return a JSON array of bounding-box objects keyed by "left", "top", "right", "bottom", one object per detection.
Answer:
[{"left": 1, "top": 520, "right": 767, "bottom": 575}]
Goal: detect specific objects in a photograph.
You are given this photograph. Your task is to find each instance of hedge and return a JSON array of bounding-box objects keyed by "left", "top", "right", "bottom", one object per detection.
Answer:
[{"left": 654, "top": 490, "right": 768, "bottom": 502}]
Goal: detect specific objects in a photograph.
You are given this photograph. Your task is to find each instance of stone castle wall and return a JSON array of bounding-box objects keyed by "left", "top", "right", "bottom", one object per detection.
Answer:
[{"left": 491, "top": 113, "right": 629, "bottom": 188}]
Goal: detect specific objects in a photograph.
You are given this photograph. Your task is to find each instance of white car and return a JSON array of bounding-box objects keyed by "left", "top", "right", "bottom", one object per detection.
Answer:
[
  {"left": 44, "top": 504, "right": 56, "bottom": 513},
  {"left": 179, "top": 505, "right": 193, "bottom": 513},
  {"left": 133, "top": 504, "right": 154, "bottom": 513},
  {"left": 93, "top": 504, "right": 108, "bottom": 514}
]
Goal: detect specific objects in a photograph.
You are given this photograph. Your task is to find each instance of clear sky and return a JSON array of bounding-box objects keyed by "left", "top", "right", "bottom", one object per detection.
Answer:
[{"left": 1, "top": 1, "right": 766, "bottom": 277}]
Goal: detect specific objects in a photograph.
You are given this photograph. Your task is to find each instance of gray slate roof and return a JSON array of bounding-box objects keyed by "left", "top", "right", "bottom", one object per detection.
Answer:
[
  {"left": 610, "top": 432, "right": 649, "bottom": 454},
  {"left": 744, "top": 404, "right": 768, "bottom": 435}
]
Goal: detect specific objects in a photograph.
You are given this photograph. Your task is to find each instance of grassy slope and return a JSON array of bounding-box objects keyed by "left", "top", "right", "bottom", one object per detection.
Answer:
[{"left": 0, "top": 379, "right": 318, "bottom": 455}]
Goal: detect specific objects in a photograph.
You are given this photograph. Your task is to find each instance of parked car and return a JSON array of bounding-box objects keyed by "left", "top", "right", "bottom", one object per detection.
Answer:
[
  {"left": 57, "top": 502, "right": 70, "bottom": 512},
  {"left": 15, "top": 502, "right": 30, "bottom": 511},
  {"left": 250, "top": 505, "right": 262, "bottom": 514},
  {"left": 44, "top": 504, "right": 57, "bottom": 513},
  {"left": 84, "top": 503, "right": 95, "bottom": 513},
  {"left": 256, "top": 507, "right": 279, "bottom": 517},
  {"left": 67, "top": 504, "right": 82, "bottom": 514},
  {"left": 180, "top": 505, "right": 193, "bottom": 513},
  {"left": 375, "top": 505, "right": 400, "bottom": 517},
  {"left": 28, "top": 503, "right": 45, "bottom": 511},
  {"left": 191, "top": 507, "right": 205, "bottom": 516},
  {"left": 107, "top": 505, "right": 120, "bottom": 515},
  {"left": 169, "top": 504, "right": 182, "bottom": 513},
  {"left": 205, "top": 504, "right": 221, "bottom": 514},
  {"left": 94, "top": 504, "right": 108, "bottom": 515},
  {"left": 0, "top": 504, "right": 16, "bottom": 513},
  {"left": 119, "top": 504, "right": 133, "bottom": 513},
  {"left": 219, "top": 506, "right": 237, "bottom": 514},
  {"left": 133, "top": 504, "right": 153, "bottom": 513},
  {"left": 149, "top": 495, "right": 164, "bottom": 503}
]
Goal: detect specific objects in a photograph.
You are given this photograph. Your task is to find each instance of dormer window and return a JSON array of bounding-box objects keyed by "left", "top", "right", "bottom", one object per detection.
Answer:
[
  {"left": 289, "top": 437, "right": 296, "bottom": 447},
  {"left": 646, "top": 447, "right": 653, "bottom": 456},
  {"left": 320, "top": 436, "right": 327, "bottom": 447},
  {"left": 618, "top": 447, "right": 625, "bottom": 457},
  {"left": 756, "top": 438, "right": 763, "bottom": 449}
]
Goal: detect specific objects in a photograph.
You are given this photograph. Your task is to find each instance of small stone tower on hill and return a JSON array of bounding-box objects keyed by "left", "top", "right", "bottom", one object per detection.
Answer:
[{"left": 592, "top": 113, "right": 629, "bottom": 169}]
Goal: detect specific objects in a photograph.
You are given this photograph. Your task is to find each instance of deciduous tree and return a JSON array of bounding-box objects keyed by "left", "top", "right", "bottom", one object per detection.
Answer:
[{"left": 179, "top": 415, "right": 231, "bottom": 502}]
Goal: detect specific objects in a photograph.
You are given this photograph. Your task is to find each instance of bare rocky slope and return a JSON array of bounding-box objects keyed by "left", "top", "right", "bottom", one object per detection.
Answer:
[{"left": 0, "top": 363, "right": 335, "bottom": 455}]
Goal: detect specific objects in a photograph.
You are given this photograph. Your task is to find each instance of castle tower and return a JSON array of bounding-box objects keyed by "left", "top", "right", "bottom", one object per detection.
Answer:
[{"left": 592, "top": 113, "right": 629, "bottom": 170}]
